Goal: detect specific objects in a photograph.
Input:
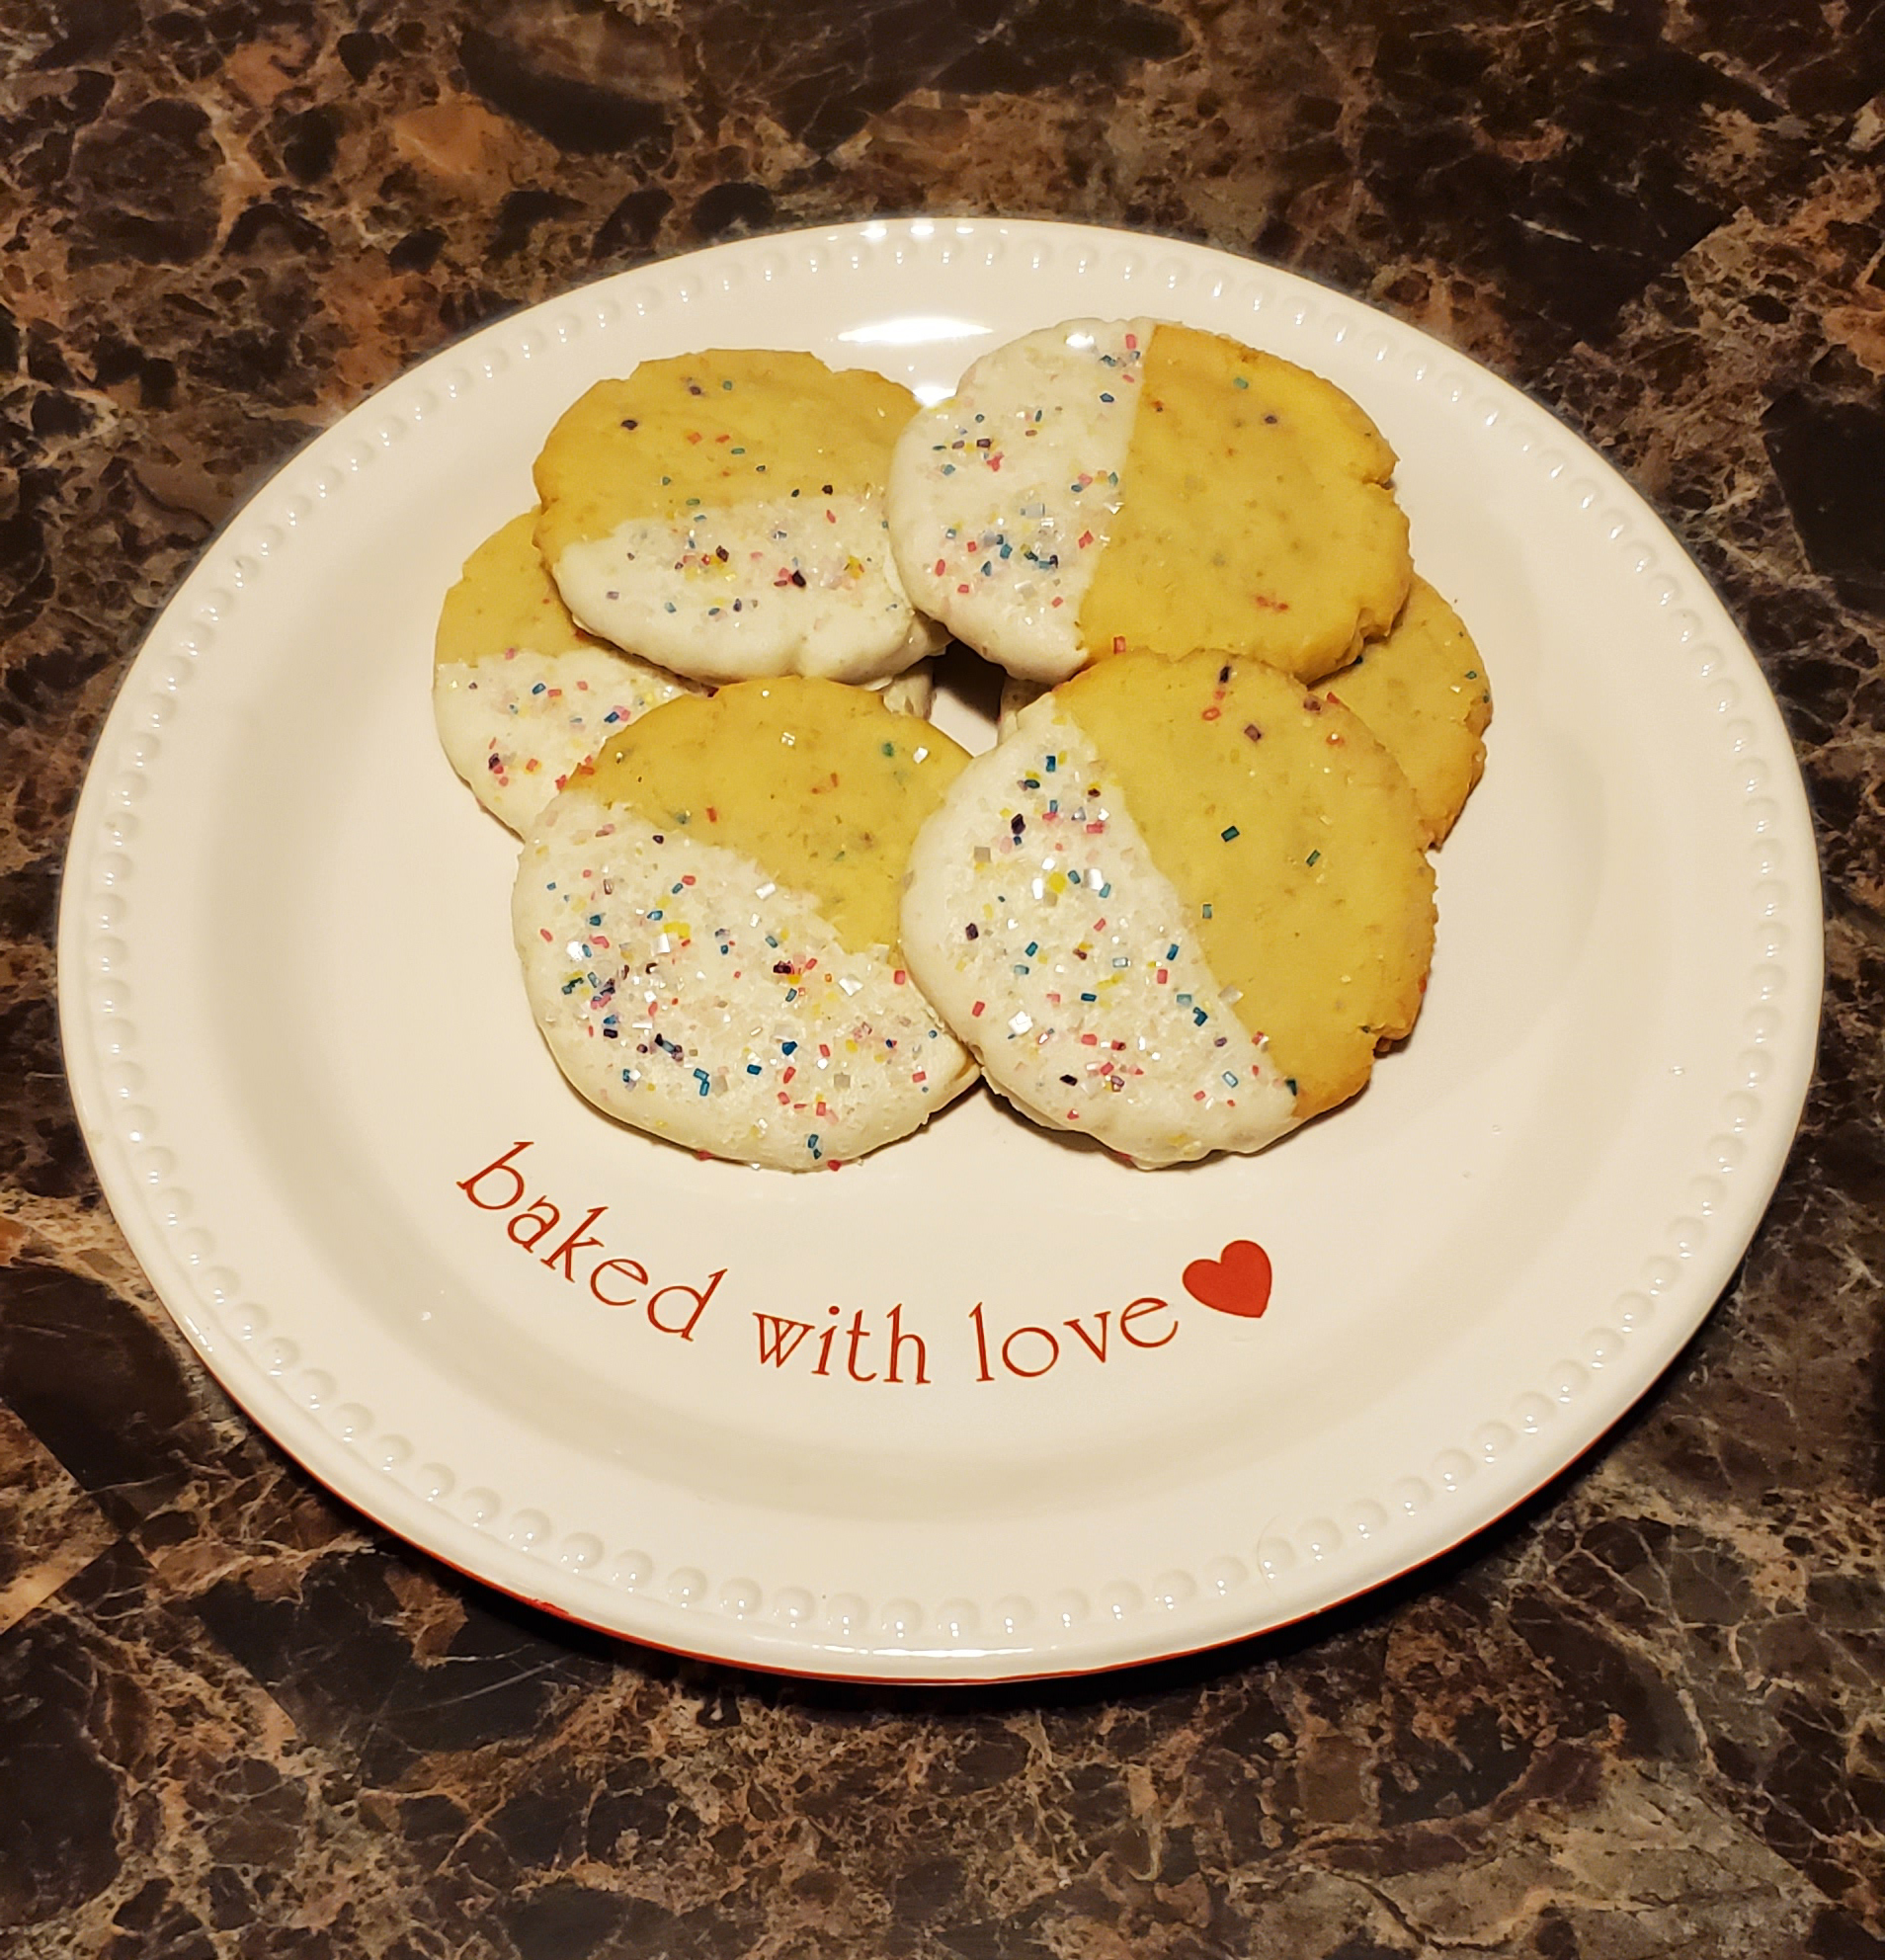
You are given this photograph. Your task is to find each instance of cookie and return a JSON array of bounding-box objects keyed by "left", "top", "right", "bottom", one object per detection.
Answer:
[
  {"left": 888, "top": 319, "right": 1411, "bottom": 685},
  {"left": 1320, "top": 577, "right": 1492, "bottom": 846},
  {"left": 901, "top": 649, "right": 1435, "bottom": 1165},
  {"left": 433, "top": 510, "right": 701, "bottom": 833},
  {"left": 533, "top": 350, "right": 944, "bottom": 687},
  {"left": 514, "top": 679, "right": 978, "bottom": 1170}
]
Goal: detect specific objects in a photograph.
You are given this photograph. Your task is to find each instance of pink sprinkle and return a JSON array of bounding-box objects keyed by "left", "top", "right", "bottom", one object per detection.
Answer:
[
  {"left": 539, "top": 929, "right": 552, "bottom": 942},
  {"left": 971, "top": 1001, "right": 986, "bottom": 1017},
  {"left": 893, "top": 969, "right": 907, "bottom": 985}
]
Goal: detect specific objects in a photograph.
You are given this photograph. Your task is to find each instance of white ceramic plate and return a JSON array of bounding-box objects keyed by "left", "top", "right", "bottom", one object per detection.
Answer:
[{"left": 58, "top": 219, "right": 1820, "bottom": 1680}]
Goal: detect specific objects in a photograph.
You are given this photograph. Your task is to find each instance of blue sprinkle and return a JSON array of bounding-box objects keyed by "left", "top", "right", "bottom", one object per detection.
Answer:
[
  {"left": 746, "top": 1062, "right": 762, "bottom": 1076},
  {"left": 1222, "top": 1071, "right": 1239, "bottom": 1086},
  {"left": 781, "top": 1040, "right": 797, "bottom": 1054},
  {"left": 531, "top": 682, "right": 546, "bottom": 694},
  {"left": 695, "top": 1069, "right": 711, "bottom": 1096}
]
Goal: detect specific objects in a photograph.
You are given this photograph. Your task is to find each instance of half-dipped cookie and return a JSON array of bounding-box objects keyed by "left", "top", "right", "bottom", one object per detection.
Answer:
[
  {"left": 514, "top": 679, "right": 978, "bottom": 1170},
  {"left": 1321, "top": 576, "right": 1492, "bottom": 847},
  {"left": 901, "top": 648, "right": 1435, "bottom": 1166},
  {"left": 534, "top": 351, "right": 944, "bottom": 687},
  {"left": 889, "top": 320, "right": 1411, "bottom": 686}
]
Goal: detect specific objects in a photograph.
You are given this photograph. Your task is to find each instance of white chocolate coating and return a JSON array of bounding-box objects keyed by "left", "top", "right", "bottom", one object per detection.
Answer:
[
  {"left": 887, "top": 319, "right": 1152, "bottom": 683},
  {"left": 550, "top": 493, "right": 943, "bottom": 687}
]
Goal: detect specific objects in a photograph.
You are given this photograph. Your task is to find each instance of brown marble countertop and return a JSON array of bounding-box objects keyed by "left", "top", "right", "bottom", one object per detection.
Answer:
[{"left": 4, "top": 1, "right": 1884, "bottom": 1953}]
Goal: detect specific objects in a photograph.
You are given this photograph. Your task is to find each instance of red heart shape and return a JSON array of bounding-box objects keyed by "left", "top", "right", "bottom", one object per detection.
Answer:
[{"left": 1183, "top": 1240, "right": 1273, "bottom": 1319}]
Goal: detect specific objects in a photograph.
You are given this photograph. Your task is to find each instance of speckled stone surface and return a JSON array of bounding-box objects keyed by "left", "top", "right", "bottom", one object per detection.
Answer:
[{"left": 4, "top": 2, "right": 1884, "bottom": 1954}]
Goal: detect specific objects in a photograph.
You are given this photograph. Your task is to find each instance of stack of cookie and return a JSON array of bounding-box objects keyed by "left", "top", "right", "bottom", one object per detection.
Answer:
[{"left": 432, "top": 325, "right": 1491, "bottom": 1171}]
